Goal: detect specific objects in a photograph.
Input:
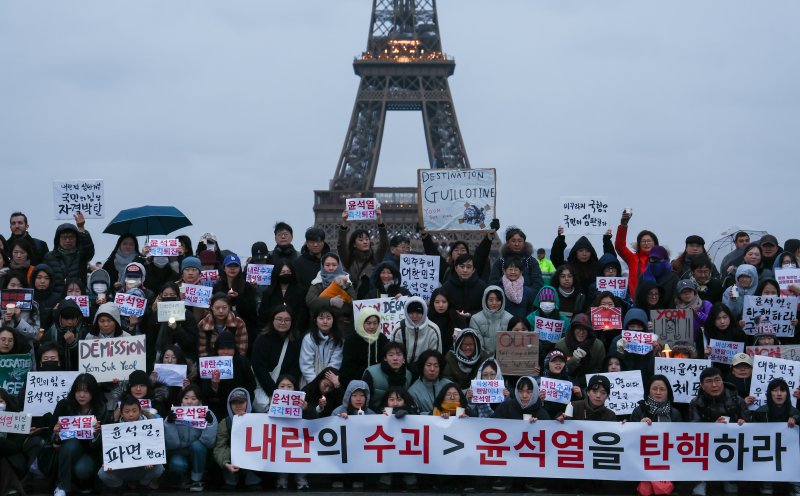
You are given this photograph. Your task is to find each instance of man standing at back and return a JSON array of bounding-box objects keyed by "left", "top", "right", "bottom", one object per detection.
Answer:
[
  {"left": 43, "top": 212, "right": 95, "bottom": 295},
  {"left": 7, "top": 211, "right": 49, "bottom": 265}
]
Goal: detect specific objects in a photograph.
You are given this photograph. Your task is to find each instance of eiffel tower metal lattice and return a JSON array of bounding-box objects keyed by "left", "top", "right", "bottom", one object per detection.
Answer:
[{"left": 314, "top": 0, "right": 482, "bottom": 254}]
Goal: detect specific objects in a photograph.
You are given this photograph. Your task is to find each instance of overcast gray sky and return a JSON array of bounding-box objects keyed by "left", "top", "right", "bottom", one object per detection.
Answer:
[{"left": 1, "top": 1, "right": 798, "bottom": 263}]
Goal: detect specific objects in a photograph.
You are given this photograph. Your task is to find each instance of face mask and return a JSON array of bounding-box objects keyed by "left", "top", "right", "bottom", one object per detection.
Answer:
[
  {"left": 278, "top": 274, "right": 293, "bottom": 284},
  {"left": 92, "top": 283, "right": 107, "bottom": 294},
  {"left": 540, "top": 302, "right": 556, "bottom": 313},
  {"left": 0, "top": 403, "right": 5, "bottom": 412},
  {"left": 206, "top": 242, "right": 216, "bottom": 251},
  {"left": 161, "top": 296, "right": 178, "bottom": 302},
  {"left": 39, "top": 361, "right": 60, "bottom": 372},
  {"left": 153, "top": 256, "right": 169, "bottom": 268},
  {"left": 649, "top": 261, "right": 668, "bottom": 277},
  {"left": 782, "top": 263, "right": 797, "bottom": 269}
]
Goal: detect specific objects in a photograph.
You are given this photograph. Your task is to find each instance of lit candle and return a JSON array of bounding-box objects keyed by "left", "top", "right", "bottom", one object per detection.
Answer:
[
  {"left": 662, "top": 343, "right": 672, "bottom": 358},
  {"left": 169, "top": 318, "right": 176, "bottom": 325}
]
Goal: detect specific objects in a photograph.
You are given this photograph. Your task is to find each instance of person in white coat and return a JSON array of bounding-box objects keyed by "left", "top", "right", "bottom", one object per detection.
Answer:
[
  {"left": 299, "top": 309, "right": 344, "bottom": 385},
  {"left": 391, "top": 297, "right": 441, "bottom": 376}
]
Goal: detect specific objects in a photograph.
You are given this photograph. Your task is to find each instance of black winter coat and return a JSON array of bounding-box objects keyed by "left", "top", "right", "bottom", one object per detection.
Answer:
[
  {"left": 43, "top": 224, "right": 95, "bottom": 296},
  {"left": 440, "top": 271, "right": 487, "bottom": 316}
]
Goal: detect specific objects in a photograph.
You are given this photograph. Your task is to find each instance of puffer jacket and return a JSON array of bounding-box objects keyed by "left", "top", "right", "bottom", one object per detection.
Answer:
[
  {"left": 165, "top": 409, "right": 219, "bottom": 450},
  {"left": 488, "top": 242, "right": 544, "bottom": 295},
  {"left": 42, "top": 223, "right": 95, "bottom": 296},
  {"left": 689, "top": 382, "right": 750, "bottom": 423},
  {"left": 491, "top": 376, "right": 550, "bottom": 420},
  {"left": 469, "top": 285, "right": 512, "bottom": 355}
]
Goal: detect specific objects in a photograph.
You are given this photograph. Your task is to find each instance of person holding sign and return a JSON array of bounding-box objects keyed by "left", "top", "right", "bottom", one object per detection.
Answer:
[
  {"left": 201, "top": 331, "right": 256, "bottom": 420},
  {"left": 465, "top": 358, "right": 509, "bottom": 417},
  {"left": 539, "top": 350, "right": 582, "bottom": 418},
  {"left": 213, "top": 388, "right": 262, "bottom": 491},
  {"left": 165, "top": 385, "right": 217, "bottom": 492},
  {"left": 97, "top": 396, "right": 164, "bottom": 491},
  {"left": 50, "top": 374, "right": 108, "bottom": 496},
  {"left": 152, "top": 282, "right": 199, "bottom": 361},
  {"left": 43, "top": 217, "right": 95, "bottom": 297},
  {"left": 488, "top": 226, "right": 544, "bottom": 295},
  {"left": 337, "top": 206, "right": 388, "bottom": 297},
  {"left": 305, "top": 253, "right": 357, "bottom": 336},
  {"left": 101, "top": 234, "right": 144, "bottom": 286},
  {"left": 702, "top": 303, "right": 747, "bottom": 374},
  {"left": 551, "top": 227, "right": 615, "bottom": 294},
  {"left": 212, "top": 254, "right": 258, "bottom": 336},
  {"left": 443, "top": 328, "right": 487, "bottom": 390},
  {"left": 555, "top": 314, "right": 605, "bottom": 387},
  {"left": 556, "top": 374, "right": 615, "bottom": 422},
  {"left": 614, "top": 209, "right": 658, "bottom": 297},
  {"left": 751, "top": 378, "right": 800, "bottom": 496}
]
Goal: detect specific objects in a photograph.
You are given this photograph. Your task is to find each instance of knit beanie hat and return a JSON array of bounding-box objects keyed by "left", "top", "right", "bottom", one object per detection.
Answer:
[
  {"left": 128, "top": 370, "right": 150, "bottom": 388},
  {"left": 180, "top": 257, "right": 201, "bottom": 272},
  {"left": 538, "top": 287, "right": 556, "bottom": 302}
]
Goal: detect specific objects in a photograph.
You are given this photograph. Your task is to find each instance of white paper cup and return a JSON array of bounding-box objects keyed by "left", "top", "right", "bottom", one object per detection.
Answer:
[
  {"left": 720, "top": 416, "right": 730, "bottom": 424},
  {"left": 384, "top": 407, "right": 393, "bottom": 415},
  {"left": 522, "top": 414, "right": 533, "bottom": 421},
  {"left": 5, "top": 304, "right": 14, "bottom": 311},
  {"left": 455, "top": 407, "right": 465, "bottom": 417}
]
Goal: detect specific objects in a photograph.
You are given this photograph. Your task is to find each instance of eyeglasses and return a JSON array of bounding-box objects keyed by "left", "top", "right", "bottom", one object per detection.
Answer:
[
  {"left": 274, "top": 317, "right": 292, "bottom": 323},
  {"left": 444, "top": 392, "right": 460, "bottom": 399},
  {"left": 702, "top": 377, "right": 723, "bottom": 385}
]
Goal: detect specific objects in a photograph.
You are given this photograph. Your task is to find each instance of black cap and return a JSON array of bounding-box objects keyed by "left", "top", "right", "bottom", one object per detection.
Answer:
[
  {"left": 759, "top": 234, "right": 778, "bottom": 247},
  {"left": 685, "top": 235, "right": 705, "bottom": 246},
  {"left": 251, "top": 241, "right": 269, "bottom": 258},
  {"left": 587, "top": 375, "right": 611, "bottom": 394}
]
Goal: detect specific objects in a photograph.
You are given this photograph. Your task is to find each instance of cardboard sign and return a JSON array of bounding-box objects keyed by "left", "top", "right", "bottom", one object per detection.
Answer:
[
  {"left": 495, "top": 331, "right": 538, "bottom": 376},
  {"left": 0, "top": 354, "right": 32, "bottom": 396},
  {"left": 268, "top": 391, "right": 306, "bottom": 418},
  {"left": 749, "top": 356, "right": 800, "bottom": 411},
  {"left": 59, "top": 415, "right": 95, "bottom": 440},
  {"left": 560, "top": 196, "right": 610, "bottom": 236},
  {"left": 596, "top": 277, "right": 628, "bottom": 298},
  {"left": 1, "top": 288, "right": 34, "bottom": 311},
  {"left": 172, "top": 405, "right": 208, "bottom": 429},
  {"left": 101, "top": 418, "right": 166, "bottom": 470},
  {"left": 65, "top": 295, "right": 90, "bottom": 317},
  {"left": 746, "top": 345, "right": 800, "bottom": 363},
  {"left": 539, "top": 377, "right": 573, "bottom": 405},
  {"left": 774, "top": 268, "right": 800, "bottom": 296},
  {"left": 153, "top": 364, "right": 187, "bottom": 387},
  {"left": 352, "top": 297, "right": 410, "bottom": 336},
  {"left": 24, "top": 371, "right": 81, "bottom": 416},
  {"left": 418, "top": 168, "right": 497, "bottom": 232},
  {"left": 182, "top": 283, "right": 213, "bottom": 308},
  {"left": 0, "top": 412, "right": 32, "bottom": 434},
  {"left": 620, "top": 330, "right": 655, "bottom": 355},
  {"left": 742, "top": 296, "right": 797, "bottom": 337},
  {"left": 157, "top": 301, "right": 186, "bottom": 322},
  {"left": 707, "top": 339, "right": 745, "bottom": 365},
  {"left": 200, "top": 270, "right": 218, "bottom": 287},
  {"left": 114, "top": 293, "right": 147, "bottom": 318},
  {"left": 199, "top": 356, "right": 233, "bottom": 380},
  {"left": 590, "top": 307, "right": 622, "bottom": 331},
  {"left": 533, "top": 316, "right": 564, "bottom": 343},
  {"left": 586, "top": 370, "right": 644, "bottom": 415},
  {"left": 147, "top": 238, "right": 181, "bottom": 257},
  {"left": 653, "top": 357, "right": 712, "bottom": 403},
  {"left": 53, "top": 179, "right": 104, "bottom": 219},
  {"left": 346, "top": 198, "right": 378, "bottom": 221},
  {"left": 400, "top": 254, "right": 440, "bottom": 302},
  {"left": 246, "top": 264, "right": 274, "bottom": 286},
  {"left": 78, "top": 335, "right": 146, "bottom": 382},
  {"left": 469, "top": 380, "right": 504, "bottom": 404},
  {"left": 650, "top": 309, "right": 694, "bottom": 346}
]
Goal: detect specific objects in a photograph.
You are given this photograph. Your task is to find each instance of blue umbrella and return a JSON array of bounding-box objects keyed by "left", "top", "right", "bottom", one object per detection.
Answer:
[{"left": 103, "top": 205, "right": 192, "bottom": 237}]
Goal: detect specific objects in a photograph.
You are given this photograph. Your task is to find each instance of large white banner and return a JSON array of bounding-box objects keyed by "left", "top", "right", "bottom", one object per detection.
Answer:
[
  {"left": 101, "top": 418, "right": 166, "bottom": 470},
  {"left": 231, "top": 415, "right": 798, "bottom": 481},
  {"left": 78, "top": 335, "right": 146, "bottom": 383},
  {"left": 418, "top": 168, "right": 496, "bottom": 232}
]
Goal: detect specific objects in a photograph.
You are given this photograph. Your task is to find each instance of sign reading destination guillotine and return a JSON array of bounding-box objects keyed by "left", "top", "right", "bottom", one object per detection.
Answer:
[{"left": 417, "top": 169, "right": 497, "bottom": 231}]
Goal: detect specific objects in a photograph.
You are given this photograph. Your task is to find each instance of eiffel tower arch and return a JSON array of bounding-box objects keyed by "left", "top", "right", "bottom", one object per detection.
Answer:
[{"left": 314, "top": 0, "right": 487, "bottom": 254}]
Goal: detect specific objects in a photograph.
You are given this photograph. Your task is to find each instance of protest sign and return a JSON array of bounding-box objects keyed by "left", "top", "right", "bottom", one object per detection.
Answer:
[
  {"left": 157, "top": 301, "right": 186, "bottom": 322},
  {"left": 400, "top": 254, "right": 440, "bottom": 301},
  {"left": 24, "top": 371, "right": 80, "bottom": 416},
  {"left": 53, "top": 179, "right": 104, "bottom": 219},
  {"left": 172, "top": 406, "right": 208, "bottom": 429},
  {"left": 352, "top": 297, "right": 409, "bottom": 336},
  {"left": 559, "top": 196, "right": 610, "bottom": 236},
  {"left": 742, "top": 296, "right": 797, "bottom": 337},
  {"left": 746, "top": 345, "right": 800, "bottom": 362},
  {"left": 269, "top": 391, "right": 306, "bottom": 418},
  {"left": 346, "top": 198, "right": 378, "bottom": 221},
  {"left": 495, "top": 331, "right": 538, "bottom": 376},
  {"left": 200, "top": 270, "right": 218, "bottom": 288},
  {"left": 65, "top": 295, "right": 90, "bottom": 317},
  {"left": 533, "top": 316, "right": 564, "bottom": 343},
  {"left": 146, "top": 238, "right": 181, "bottom": 257},
  {"left": 586, "top": 370, "right": 643, "bottom": 415},
  {"left": 199, "top": 356, "right": 233, "bottom": 380},
  {"left": 595, "top": 277, "right": 627, "bottom": 298},
  {"left": 78, "top": 335, "right": 146, "bottom": 382},
  {"left": 653, "top": 357, "right": 712, "bottom": 403},
  {"left": 775, "top": 268, "right": 800, "bottom": 296},
  {"left": 418, "top": 168, "right": 496, "bottom": 232},
  {"left": 153, "top": 364, "right": 187, "bottom": 387},
  {"left": 182, "top": 284, "right": 213, "bottom": 308},
  {"left": 539, "top": 377, "right": 573, "bottom": 405},
  {"left": 0, "top": 412, "right": 32, "bottom": 434},
  {"left": 246, "top": 264, "right": 274, "bottom": 286},
  {"left": 707, "top": 339, "right": 744, "bottom": 365},
  {"left": 0, "top": 354, "right": 32, "bottom": 396},
  {"left": 470, "top": 380, "right": 504, "bottom": 404},
  {"left": 590, "top": 307, "right": 622, "bottom": 331},
  {"left": 620, "top": 330, "right": 655, "bottom": 355},
  {"left": 59, "top": 415, "right": 95, "bottom": 440},
  {"left": 650, "top": 309, "right": 693, "bottom": 346},
  {"left": 101, "top": 418, "right": 166, "bottom": 470},
  {"left": 1, "top": 288, "right": 34, "bottom": 311},
  {"left": 114, "top": 293, "right": 147, "bottom": 318},
  {"left": 749, "top": 356, "right": 800, "bottom": 411},
  {"left": 231, "top": 415, "right": 799, "bottom": 481}
]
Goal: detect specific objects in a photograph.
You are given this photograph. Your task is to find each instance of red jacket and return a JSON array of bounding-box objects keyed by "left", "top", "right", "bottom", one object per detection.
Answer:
[{"left": 614, "top": 224, "right": 651, "bottom": 297}]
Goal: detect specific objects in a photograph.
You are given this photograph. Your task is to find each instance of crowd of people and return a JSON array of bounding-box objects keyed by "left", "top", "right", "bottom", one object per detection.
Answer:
[{"left": 0, "top": 208, "right": 799, "bottom": 496}]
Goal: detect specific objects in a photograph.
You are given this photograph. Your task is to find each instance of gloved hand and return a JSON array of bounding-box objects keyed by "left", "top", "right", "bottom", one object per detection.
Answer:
[
  {"left": 490, "top": 218, "right": 500, "bottom": 231},
  {"left": 394, "top": 409, "right": 408, "bottom": 419},
  {"left": 616, "top": 339, "right": 628, "bottom": 353},
  {"left": 166, "top": 413, "right": 177, "bottom": 424},
  {"left": 572, "top": 348, "right": 587, "bottom": 361},
  {"left": 205, "top": 412, "right": 213, "bottom": 423}
]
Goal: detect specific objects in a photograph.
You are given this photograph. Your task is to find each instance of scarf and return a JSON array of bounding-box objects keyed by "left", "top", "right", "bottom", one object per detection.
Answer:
[
  {"left": 675, "top": 293, "right": 702, "bottom": 311},
  {"left": 501, "top": 275, "right": 524, "bottom": 304},
  {"left": 320, "top": 265, "right": 347, "bottom": 288},
  {"left": 644, "top": 396, "right": 672, "bottom": 419},
  {"left": 583, "top": 398, "right": 609, "bottom": 420},
  {"left": 9, "top": 259, "right": 30, "bottom": 271},
  {"left": 114, "top": 251, "right": 136, "bottom": 283},
  {"left": 435, "top": 400, "right": 461, "bottom": 416},
  {"left": 642, "top": 260, "right": 670, "bottom": 283}
]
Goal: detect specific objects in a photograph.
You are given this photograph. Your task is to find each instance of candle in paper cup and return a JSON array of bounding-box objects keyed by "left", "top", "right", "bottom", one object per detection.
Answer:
[
  {"left": 522, "top": 414, "right": 533, "bottom": 421},
  {"left": 564, "top": 402, "right": 574, "bottom": 418},
  {"left": 384, "top": 407, "right": 393, "bottom": 415},
  {"left": 169, "top": 317, "right": 176, "bottom": 325},
  {"left": 455, "top": 407, "right": 465, "bottom": 417}
]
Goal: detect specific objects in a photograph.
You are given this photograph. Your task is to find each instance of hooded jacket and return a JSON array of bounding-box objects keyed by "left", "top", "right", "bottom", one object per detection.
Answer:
[
  {"left": 41, "top": 299, "right": 87, "bottom": 371},
  {"left": 551, "top": 236, "right": 602, "bottom": 294},
  {"left": 331, "top": 380, "right": 374, "bottom": 416},
  {"left": 340, "top": 307, "right": 389, "bottom": 386},
  {"left": 491, "top": 376, "right": 550, "bottom": 420},
  {"left": 440, "top": 268, "right": 488, "bottom": 316},
  {"left": 469, "top": 286, "right": 513, "bottom": 355},
  {"left": 392, "top": 297, "right": 442, "bottom": 368},
  {"left": 43, "top": 223, "right": 95, "bottom": 296},
  {"left": 488, "top": 242, "right": 544, "bottom": 295},
  {"left": 84, "top": 302, "right": 131, "bottom": 340},
  {"left": 299, "top": 326, "right": 344, "bottom": 385},
  {"left": 30, "top": 263, "right": 60, "bottom": 330},
  {"left": 213, "top": 387, "right": 252, "bottom": 468},
  {"left": 469, "top": 358, "right": 506, "bottom": 418},
  {"left": 722, "top": 264, "right": 759, "bottom": 318},
  {"left": 442, "top": 328, "right": 489, "bottom": 389}
]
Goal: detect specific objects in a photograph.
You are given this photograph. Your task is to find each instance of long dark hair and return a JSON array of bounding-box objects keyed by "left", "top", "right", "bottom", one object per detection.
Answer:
[
  {"left": 263, "top": 305, "right": 300, "bottom": 342},
  {"left": 550, "top": 264, "right": 579, "bottom": 291},
  {"left": 268, "top": 261, "right": 297, "bottom": 289},
  {"left": 433, "top": 382, "right": 468, "bottom": 411},
  {"left": 179, "top": 384, "right": 204, "bottom": 404},
  {"left": 67, "top": 373, "right": 105, "bottom": 413},
  {"left": 379, "top": 386, "right": 418, "bottom": 413},
  {"left": 310, "top": 309, "right": 342, "bottom": 346}
]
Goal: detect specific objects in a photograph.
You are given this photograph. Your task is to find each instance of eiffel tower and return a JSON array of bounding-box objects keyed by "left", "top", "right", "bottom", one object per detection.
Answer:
[{"left": 314, "top": 0, "right": 477, "bottom": 251}]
